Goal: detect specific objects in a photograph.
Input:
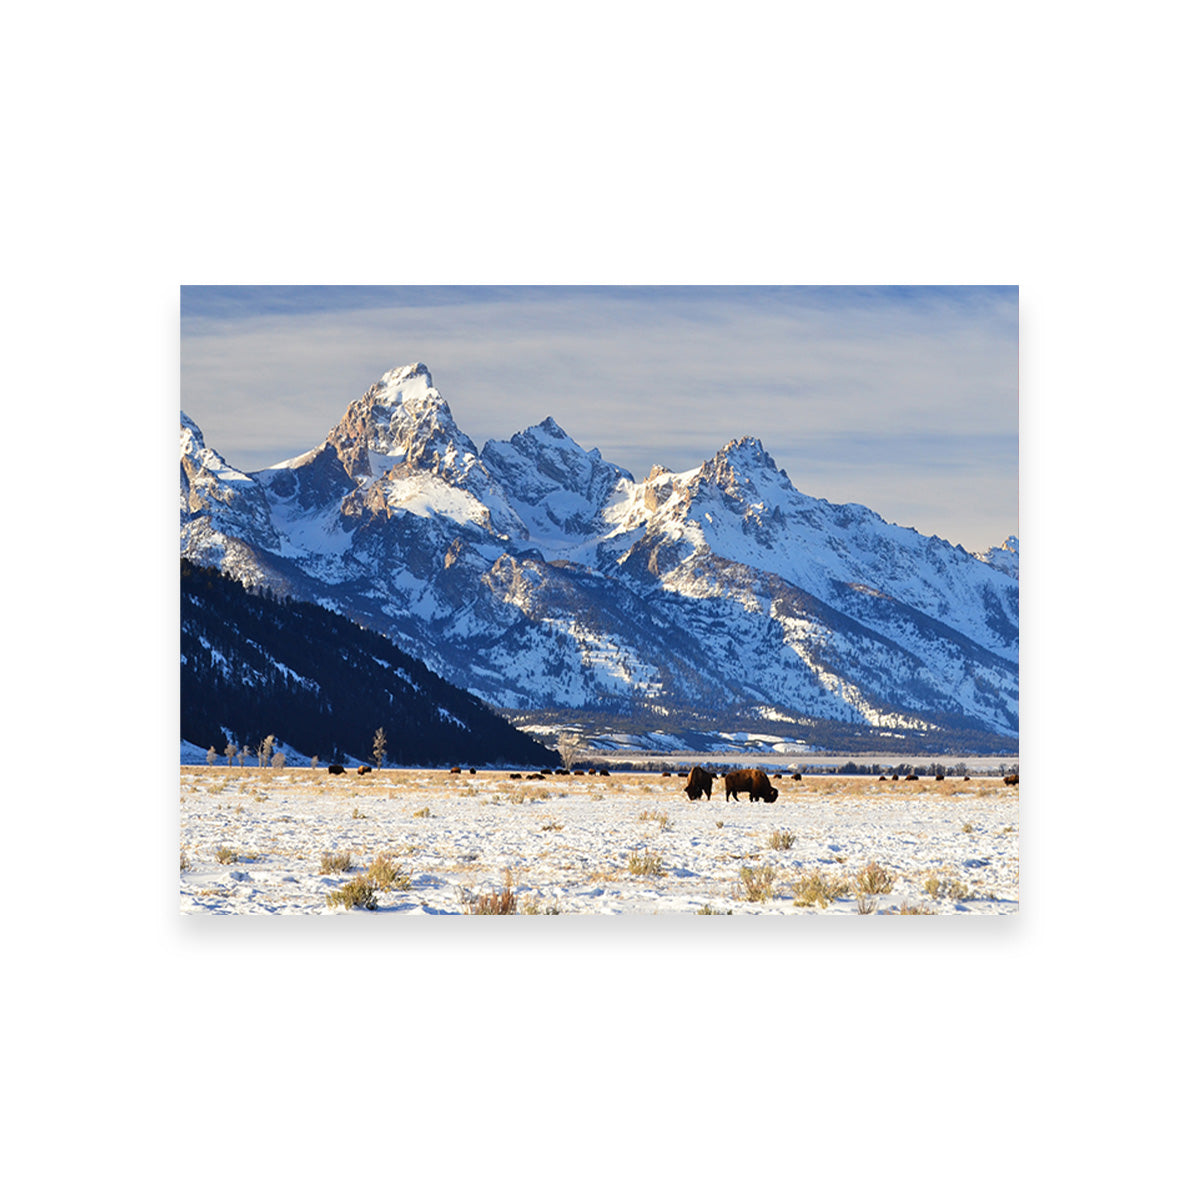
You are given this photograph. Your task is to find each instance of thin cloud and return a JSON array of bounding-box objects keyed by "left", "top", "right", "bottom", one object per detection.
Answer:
[{"left": 180, "top": 286, "right": 1017, "bottom": 551}]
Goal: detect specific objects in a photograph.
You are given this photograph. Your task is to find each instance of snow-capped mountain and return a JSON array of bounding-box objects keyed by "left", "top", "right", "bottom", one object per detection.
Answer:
[{"left": 180, "top": 364, "right": 1019, "bottom": 753}]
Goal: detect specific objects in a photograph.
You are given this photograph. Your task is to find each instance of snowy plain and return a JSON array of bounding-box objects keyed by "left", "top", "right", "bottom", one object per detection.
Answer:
[{"left": 180, "top": 765, "right": 1018, "bottom": 916}]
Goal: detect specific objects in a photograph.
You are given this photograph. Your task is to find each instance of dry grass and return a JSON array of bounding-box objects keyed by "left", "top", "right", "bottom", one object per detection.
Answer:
[
  {"left": 768, "top": 829, "right": 795, "bottom": 850},
  {"left": 214, "top": 845, "right": 238, "bottom": 864},
  {"left": 319, "top": 850, "right": 354, "bottom": 873}
]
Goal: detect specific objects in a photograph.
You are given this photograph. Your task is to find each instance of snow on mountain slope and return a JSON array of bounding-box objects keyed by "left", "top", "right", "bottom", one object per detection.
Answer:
[{"left": 180, "top": 364, "right": 1019, "bottom": 750}]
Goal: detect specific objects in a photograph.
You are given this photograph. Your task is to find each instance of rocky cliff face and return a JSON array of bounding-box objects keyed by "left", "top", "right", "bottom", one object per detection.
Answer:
[{"left": 180, "top": 364, "right": 1019, "bottom": 752}]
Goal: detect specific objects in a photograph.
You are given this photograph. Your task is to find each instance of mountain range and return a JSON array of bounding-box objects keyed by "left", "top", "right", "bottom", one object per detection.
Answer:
[{"left": 180, "top": 363, "right": 1019, "bottom": 756}]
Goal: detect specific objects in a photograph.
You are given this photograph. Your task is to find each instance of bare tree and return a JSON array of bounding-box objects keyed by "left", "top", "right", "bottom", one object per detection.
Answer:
[
  {"left": 557, "top": 732, "right": 585, "bottom": 770},
  {"left": 311, "top": 755, "right": 319, "bottom": 769},
  {"left": 372, "top": 727, "right": 387, "bottom": 769},
  {"left": 271, "top": 750, "right": 286, "bottom": 769},
  {"left": 225, "top": 741, "right": 236, "bottom": 767},
  {"left": 257, "top": 734, "right": 276, "bottom": 768},
  {"left": 206, "top": 745, "right": 217, "bottom": 766}
]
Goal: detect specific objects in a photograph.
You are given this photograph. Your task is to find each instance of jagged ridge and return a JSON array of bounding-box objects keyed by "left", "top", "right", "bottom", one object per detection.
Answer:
[{"left": 180, "top": 364, "right": 1019, "bottom": 754}]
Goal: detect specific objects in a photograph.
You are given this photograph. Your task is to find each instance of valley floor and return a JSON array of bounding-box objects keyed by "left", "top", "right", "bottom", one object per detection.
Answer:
[{"left": 179, "top": 767, "right": 1018, "bottom": 916}]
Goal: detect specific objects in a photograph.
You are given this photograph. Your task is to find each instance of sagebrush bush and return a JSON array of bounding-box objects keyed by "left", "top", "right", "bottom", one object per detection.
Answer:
[
  {"left": 326, "top": 877, "right": 378, "bottom": 910},
  {"left": 214, "top": 845, "right": 237, "bottom": 864},
  {"left": 853, "top": 860, "right": 895, "bottom": 913},
  {"left": 792, "top": 868, "right": 850, "bottom": 908},
  {"left": 465, "top": 869, "right": 518, "bottom": 914},
  {"left": 412, "top": 806, "right": 431, "bottom": 818},
  {"left": 768, "top": 830, "right": 795, "bottom": 850},
  {"left": 925, "top": 874, "right": 970, "bottom": 901},
  {"left": 739, "top": 864, "right": 777, "bottom": 903},
  {"left": 628, "top": 850, "right": 664, "bottom": 876},
  {"left": 320, "top": 850, "right": 354, "bottom": 873},
  {"left": 366, "top": 854, "right": 410, "bottom": 890},
  {"left": 638, "top": 809, "right": 671, "bottom": 830}
]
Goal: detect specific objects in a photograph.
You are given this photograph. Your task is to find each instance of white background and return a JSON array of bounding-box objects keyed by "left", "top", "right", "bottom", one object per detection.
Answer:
[{"left": 6, "top": 3, "right": 1191, "bottom": 1196}]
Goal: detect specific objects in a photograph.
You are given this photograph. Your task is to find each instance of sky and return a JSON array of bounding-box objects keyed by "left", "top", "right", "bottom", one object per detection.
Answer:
[{"left": 181, "top": 285, "right": 1018, "bottom": 553}]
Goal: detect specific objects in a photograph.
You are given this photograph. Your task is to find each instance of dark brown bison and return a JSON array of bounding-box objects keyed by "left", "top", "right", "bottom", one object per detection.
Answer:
[
  {"left": 891, "top": 773, "right": 900, "bottom": 781},
  {"left": 449, "top": 766, "right": 462, "bottom": 774},
  {"left": 1004, "top": 773, "right": 1019, "bottom": 786},
  {"left": 327, "top": 764, "right": 345, "bottom": 775},
  {"left": 791, "top": 772, "right": 803, "bottom": 781},
  {"left": 358, "top": 765, "right": 372, "bottom": 775},
  {"left": 683, "top": 766, "right": 714, "bottom": 801},
  {"left": 724, "top": 768, "right": 778, "bottom": 803},
  {"left": 935, "top": 773, "right": 945, "bottom": 781},
  {"left": 905, "top": 773, "right": 919, "bottom": 781}
]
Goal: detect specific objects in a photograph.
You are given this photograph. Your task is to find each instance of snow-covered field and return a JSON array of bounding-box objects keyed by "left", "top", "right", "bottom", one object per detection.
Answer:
[{"left": 180, "top": 766, "right": 1018, "bottom": 915}]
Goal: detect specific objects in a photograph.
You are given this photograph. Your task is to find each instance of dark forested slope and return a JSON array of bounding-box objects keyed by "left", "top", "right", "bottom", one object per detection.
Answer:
[{"left": 180, "top": 561, "right": 559, "bottom": 768}]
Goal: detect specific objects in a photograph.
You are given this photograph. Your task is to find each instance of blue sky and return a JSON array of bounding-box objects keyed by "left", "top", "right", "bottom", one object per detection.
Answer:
[{"left": 181, "top": 285, "right": 1017, "bottom": 553}]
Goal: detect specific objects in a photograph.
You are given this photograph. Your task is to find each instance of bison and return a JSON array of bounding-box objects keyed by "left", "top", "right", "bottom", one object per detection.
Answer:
[
  {"left": 905, "top": 773, "right": 919, "bottom": 781},
  {"left": 723, "top": 768, "right": 778, "bottom": 803},
  {"left": 357, "top": 765, "right": 372, "bottom": 775},
  {"left": 327, "top": 764, "right": 345, "bottom": 775},
  {"left": 449, "top": 766, "right": 462, "bottom": 774},
  {"left": 683, "top": 766, "right": 714, "bottom": 801},
  {"left": 1004, "top": 773, "right": 1019, "bottom": 786}
]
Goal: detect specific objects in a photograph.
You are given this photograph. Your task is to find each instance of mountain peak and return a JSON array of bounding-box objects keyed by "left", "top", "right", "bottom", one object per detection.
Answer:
[
  {"left": 329, "top": 362, "right": 478, "bottom": 475},
  {"left": 379, "top": 362, "right": 433, "bottom": 389},
  {"left": 533, "top": 415, "right": 569, "bottom": 439}
]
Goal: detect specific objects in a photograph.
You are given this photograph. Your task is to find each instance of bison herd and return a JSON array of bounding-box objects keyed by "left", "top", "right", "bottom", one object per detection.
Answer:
[{"left": 319, "top": 761, "right": 1016, "bottom": 796}]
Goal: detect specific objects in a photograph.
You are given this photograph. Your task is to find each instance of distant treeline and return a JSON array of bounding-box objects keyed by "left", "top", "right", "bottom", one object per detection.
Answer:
[{"left": 180, "top": 560, "right": 559, "bottom": 769}]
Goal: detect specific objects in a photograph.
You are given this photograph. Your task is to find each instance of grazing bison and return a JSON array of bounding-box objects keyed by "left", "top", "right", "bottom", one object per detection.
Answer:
[
  {"left": 724, "top": 768, "right": 779, "bottom": 803},
  {"left": 935, "top": 773, "right": 945, "bottom": 781},
  {"left": 358, "top": 765, "right": 372, "bottom": 775},
  {"left": 905, "top": 773, "right": 919, "bottom": 782},
  {"left": 449, "top": 766, "right": 462, "bottom": 774},
  {"left": 791, "top": 772, "right": 803, "bottom": 781},
  {"left": 1004, "top": 773, "right": 1019, "bottom": 786},
  {"left": 327, "top": 764, "right": 345, "bottom": 775},
  {"left": 599, "top": 769, "right": 610, "bottom": 776},
  {"left": 683, "top": 766, "right": 714, "bottom": 801},
  {"left": 963, "top": 774, "right": 970, "bottom": 781},
  {"left": 891, "top": 774, "right": 900, "bottom": 781}
]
